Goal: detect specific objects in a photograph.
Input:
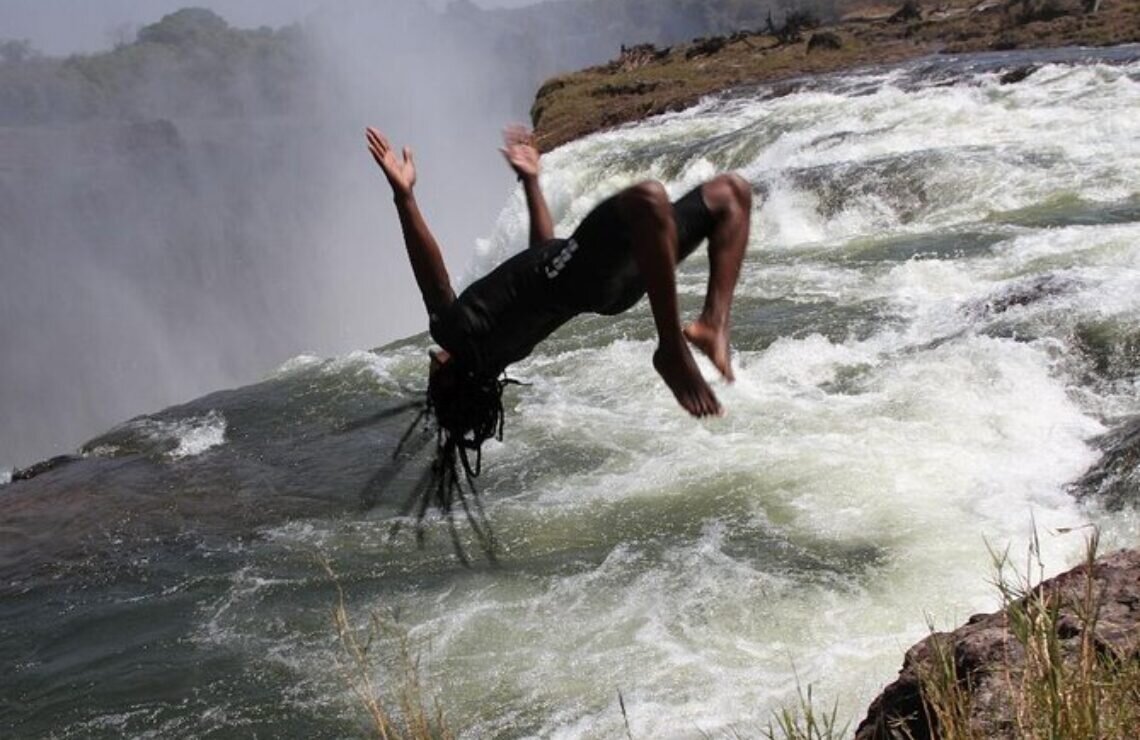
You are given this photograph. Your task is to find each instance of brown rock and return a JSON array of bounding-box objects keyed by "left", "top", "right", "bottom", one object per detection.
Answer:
[
  {"left": 686, "top": 36, "right": 729, "bottom": 59},
  {"left": 530, "top": 1, "right": 1140, "bottom": 151},
  {"left": 615, "top": 43, "right": 670, "bottom": 71},
  {"left": 1070, "top": 414, "right": 1140, "bottom": 511},
  {"left": 890, "top": 0, "right": 924, "bottom": 23},
  {"left": 807, "top": 31, "right": 845, "bottom": 52},
  {"left": 999, "top": 64, "right": 1040, "bottom": 84},
  {"left": 855, "top": 549, "right": 1140, "bottom": 739}
]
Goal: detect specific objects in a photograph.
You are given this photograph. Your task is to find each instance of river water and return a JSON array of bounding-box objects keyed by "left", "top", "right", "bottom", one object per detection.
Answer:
[{"left": 4, "top": 46, "right": 1140, "bottom": 738}]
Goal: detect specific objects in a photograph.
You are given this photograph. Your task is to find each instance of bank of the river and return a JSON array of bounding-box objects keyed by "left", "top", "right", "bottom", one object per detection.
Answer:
[{"left": 531, "top": 0, "right": 1140, "bottom": 150}]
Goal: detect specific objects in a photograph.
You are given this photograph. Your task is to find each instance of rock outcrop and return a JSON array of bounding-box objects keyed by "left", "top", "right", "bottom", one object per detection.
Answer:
[
  {"left": 807, "top": 31, "right": 844, "bottom": 53},
  {"left": 1071, "top": 415, "right": 1140, "bottom": 511},
  {"left": 889, "top": 0, "right": 924, "bottom": 23},
  {"left": 856, "top": 549, "right": 1140, "bottom": 739},
  {"left": 530, "top": 0, "right": 1140, "bottom": 150}
]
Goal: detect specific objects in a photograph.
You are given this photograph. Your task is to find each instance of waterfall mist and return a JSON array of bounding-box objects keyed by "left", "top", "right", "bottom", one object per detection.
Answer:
[
  {"left": 0, "top": 1, "right": 524, "bottom": 469},
  {"left": 0, "top": 0, "right": 803, "bottom": 469}
]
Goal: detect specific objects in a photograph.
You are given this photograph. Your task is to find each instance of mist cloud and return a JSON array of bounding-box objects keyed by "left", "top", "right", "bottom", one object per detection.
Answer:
[
  {"left": 1, "top": 2, "right": 522, "bottom": 468},
  {"left": 1, "top": 0, "right": 800, "bottom": 469}
]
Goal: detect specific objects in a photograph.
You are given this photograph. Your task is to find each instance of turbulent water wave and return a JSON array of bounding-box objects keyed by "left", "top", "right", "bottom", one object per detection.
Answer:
[
  {"left": 3, "top": 47, "right": 1140, "bottom": 738},
  {"left": 86, "top": 410, "right": 230, "bottom": 461}
]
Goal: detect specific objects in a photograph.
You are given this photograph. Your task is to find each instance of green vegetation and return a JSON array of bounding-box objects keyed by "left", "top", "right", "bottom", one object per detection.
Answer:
[
  {"left": 0, "top": 0, "right": 837, "bottom": 127},
  {"left": 0, "top": 8, "right": 311, "bottom": 124},
  {"left": 4, "top": 0, "right": 1136, "bottom": 135},
  {"left": 762, "top": 682, "right": 849, "bottom": 739}
]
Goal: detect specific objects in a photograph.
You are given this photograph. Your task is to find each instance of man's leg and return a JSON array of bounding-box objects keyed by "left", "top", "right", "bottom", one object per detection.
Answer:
[
  {"left": 618, "top": 181, "right": 722, "bottom": 418},
  {"left": 682, "top": 174, "right": 752, "bottom": 382}
]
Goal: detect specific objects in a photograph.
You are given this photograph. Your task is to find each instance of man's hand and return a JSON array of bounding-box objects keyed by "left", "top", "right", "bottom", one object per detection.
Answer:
[
  {"left": 504, "top": 125, "right": 554, "bottom": 247},
  {"left": 366, "top": 127, "right": 416, "bottom": 197},
  {"left": 501, "top": 125, "right": 540, "bottom": 180}
]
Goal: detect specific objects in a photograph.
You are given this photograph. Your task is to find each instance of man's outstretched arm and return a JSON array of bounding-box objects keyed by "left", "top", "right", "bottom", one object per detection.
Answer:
[
  {"left": 501, "top": 126, "right": 553, "bottom": 249},
  {"left": 366, "top": 127, "right": 455, "bottom": 316}
]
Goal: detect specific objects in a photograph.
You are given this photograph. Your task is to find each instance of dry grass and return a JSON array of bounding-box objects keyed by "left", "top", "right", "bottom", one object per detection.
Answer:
[
  {"left": 763, "top": 530, "right": 1140, "bottom": 740},
  {"left": 913, "top": 617, "right": 981, "bottom": 740},
  {"left": 987, "top": 531, "right": 1140, "bottom": 739},
  {"left": 323, "top": 559, "right": 453, "bottom": 740},
  {"left": 910, "top": 530, "right": 1140, "bottom": 740},
  {"left": 318, "top": 528, "right": 1140, "bottom": 739}
]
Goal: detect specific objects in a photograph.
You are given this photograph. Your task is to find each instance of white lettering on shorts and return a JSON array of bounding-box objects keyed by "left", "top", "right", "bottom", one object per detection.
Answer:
[{"left": 544, "top": 238, "right": 579, "bottom": 279}]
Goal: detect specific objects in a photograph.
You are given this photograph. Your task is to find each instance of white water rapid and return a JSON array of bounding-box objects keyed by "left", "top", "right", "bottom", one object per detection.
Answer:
[{"left": 23, "top": 49, "right": 1140, "bottom": 738}]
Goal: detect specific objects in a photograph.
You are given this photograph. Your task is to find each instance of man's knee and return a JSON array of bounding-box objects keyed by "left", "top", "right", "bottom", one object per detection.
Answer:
[
  {"left": 618, "top": 180, "right": 672, "bottom": 223},
  {"left": 703, "top": 173, "right": 752, "bottom": 217}
]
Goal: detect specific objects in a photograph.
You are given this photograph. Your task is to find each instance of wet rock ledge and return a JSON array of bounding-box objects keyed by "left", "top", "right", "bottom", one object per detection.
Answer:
[
  {"left": 856, "top": 548, "right": 1140, "bottom": 738},
  {"left": 531, "top": 0, "right": 1140, "bottom": 150}
]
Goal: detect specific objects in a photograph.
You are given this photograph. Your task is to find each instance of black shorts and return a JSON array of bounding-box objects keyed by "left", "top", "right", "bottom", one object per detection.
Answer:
[
  {"left": 562, "top": 183, "right": 716, "bottom": 315},
  {"left": 429, "top": 184, "right": 716, "bottom": 375}
]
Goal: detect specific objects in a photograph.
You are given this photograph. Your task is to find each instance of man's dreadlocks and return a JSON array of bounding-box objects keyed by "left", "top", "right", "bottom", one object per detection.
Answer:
[{"left": 389, "top": 360, "right": 515, "bottom": 564}]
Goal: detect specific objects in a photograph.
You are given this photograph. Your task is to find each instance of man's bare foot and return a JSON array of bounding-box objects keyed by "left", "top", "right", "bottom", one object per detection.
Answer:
[
  {"left": 683, "top": 319, "right": 734, "bottom": 382},
  {"left": 653, "top": 344, "right": 723, "bottom": 418}
]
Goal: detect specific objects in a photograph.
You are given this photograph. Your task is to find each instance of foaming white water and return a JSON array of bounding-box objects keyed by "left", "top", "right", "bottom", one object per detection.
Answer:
[
  {"left": 430, "top": 330, "right": 1097, "bottom": 734},
  {"left": 113, "top": 405, "right": 229, "bottom": 458},
  {"left": 206, "top": 52, "right": 1140, "bottom": 736},
  {"left": 472, "top": 58, "right": 1140, "bottom": 275},
  {"left": 274, "top": 345, "right": 429, "bottom": 395},
  {"left": 271, "top": 353, "right": 324, "bottom": 376},
  {"left": 131, "top": 410, "right": 228, "bottom": 460},
  {"left": 450, "top": 55, "right": 1139, "bottom": 735}
]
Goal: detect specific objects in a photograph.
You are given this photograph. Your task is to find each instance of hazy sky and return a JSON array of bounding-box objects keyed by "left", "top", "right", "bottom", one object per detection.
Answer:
[{"left": 0, "top": 0, "right": 543, "bottom": 55}]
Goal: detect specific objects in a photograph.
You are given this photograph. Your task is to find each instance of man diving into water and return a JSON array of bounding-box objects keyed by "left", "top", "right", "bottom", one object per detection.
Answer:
[
  {"left": 366, "top": 125, "right": 752, "bottom": 420},
  {"left": 365, "top": 126, "right": 751, "bottom": 555}
]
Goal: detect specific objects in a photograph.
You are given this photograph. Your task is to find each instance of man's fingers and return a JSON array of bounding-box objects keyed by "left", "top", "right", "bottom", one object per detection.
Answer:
[
  {"left": 366, "top": 137, "right": 385, "bottom": 161},
  {"left": 366, "top": 128, "right": 409, "bottom": 177},
  {"left": 366, "top": 131, "right": 386, "bottom": 158},
  {"left": 365, "top": 127, "right": 392, "bottom": 155},
  {"left": 502, "top": 124, "right": 533, "bottom": 147}
]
